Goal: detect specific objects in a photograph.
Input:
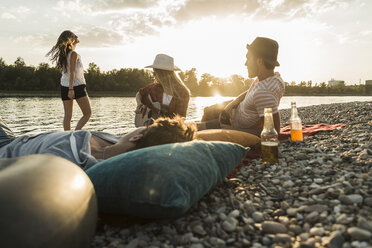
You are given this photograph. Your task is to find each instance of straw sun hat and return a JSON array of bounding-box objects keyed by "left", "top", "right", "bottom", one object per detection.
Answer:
[{"left": 145, "top": 54, "right": 180, "bottom": 71}]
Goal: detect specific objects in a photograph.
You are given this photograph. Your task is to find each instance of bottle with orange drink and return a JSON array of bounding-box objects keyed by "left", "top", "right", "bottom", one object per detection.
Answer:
[{"left": 289, "top": 101, "right": 303, "bottom": 142}]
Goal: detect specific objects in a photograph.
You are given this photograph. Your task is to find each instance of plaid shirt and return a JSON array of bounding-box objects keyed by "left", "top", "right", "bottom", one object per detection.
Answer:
[{"left": 139, "top": 82, "right": 190, "bottom": 117}]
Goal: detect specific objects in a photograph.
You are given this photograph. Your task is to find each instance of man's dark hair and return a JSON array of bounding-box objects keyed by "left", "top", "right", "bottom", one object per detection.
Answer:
[{"left": 134, "top": 115, "right": 196, "bottom": 149}]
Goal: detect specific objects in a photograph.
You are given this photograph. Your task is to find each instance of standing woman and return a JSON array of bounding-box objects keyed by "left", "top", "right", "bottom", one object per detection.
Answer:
[
  {"left": 47, "top": 30, "right": 91, "bottom": 130},
  {"left": 135, "top": 54, "right": 190, "bottom": 127}
]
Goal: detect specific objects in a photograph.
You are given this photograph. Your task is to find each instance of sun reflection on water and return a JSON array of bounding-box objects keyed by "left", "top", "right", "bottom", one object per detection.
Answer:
[{"left": 187, "top": 95, "right": 234, "bottom": 122}]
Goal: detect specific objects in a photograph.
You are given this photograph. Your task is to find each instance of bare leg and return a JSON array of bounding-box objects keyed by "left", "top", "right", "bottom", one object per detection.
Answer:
[
  {"left": 62, "top": 100, "right": 73, "bottom": 131},
  {"left": 75, "top": 96, "right": 92, "bottom": 130}
]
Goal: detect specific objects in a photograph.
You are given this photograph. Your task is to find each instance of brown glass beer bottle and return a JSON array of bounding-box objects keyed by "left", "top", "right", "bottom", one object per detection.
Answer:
[{"left": 261, "top": 108, "right": 279, "bottom": 164}]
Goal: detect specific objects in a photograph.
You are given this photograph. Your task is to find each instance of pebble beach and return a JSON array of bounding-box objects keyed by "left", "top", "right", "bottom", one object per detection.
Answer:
[{"left": 91, "top": 101, "right": 372, "bottom": 248}]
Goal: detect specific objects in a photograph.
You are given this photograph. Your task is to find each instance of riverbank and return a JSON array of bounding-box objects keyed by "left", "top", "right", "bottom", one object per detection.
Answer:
[
  {"left": 1, "top": 91, "right": 371, "bottom": 98},
  {"left": 90, "top": 101, "right": 371, "bottom": 248},
  {"left": 0, "top": 91, "right": 137, "bottom": 97}
]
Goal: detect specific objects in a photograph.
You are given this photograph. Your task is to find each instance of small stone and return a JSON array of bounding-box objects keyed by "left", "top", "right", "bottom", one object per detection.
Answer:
[
  {"left": 329, "top": 231, "right": 344, "bottom": 248},
  {"left": 228, "top": 209, "right": 240, "bottom": 218},
  {"left": 294, "top": 153, "right": 308, "bottom": 160},
  {"left": 273, "top": 233, "right": 291, "bottom": 243},
  {"left": 126, "top": 238, "right": 139, "bottom": 248},
  {"left": 192, "top": 225, "right": 206, "bottom": 236},
  {"left": 339, "top": 195, "right": 352, "bottom": 205},
  {"left": 222, "top": 217, "right": 238, "bottom": 232},
  {"left": 358, "top": 217, "right": 372, "bottom": 232},
  {"left": 304, "top": 204, "right": 328, "bottom": 212},
  {"left": 287, "top": 208, "right": 297, "bottom": 217},
  {"left": 289, "top": 224, "right": 302, "bottom": 235},
  {"left": 283, "top": 180, "right": 295, "bottom": 188},
  {"left": 261, "top": 221, "right": 287, "bottom": 234},
  {"left": 364, "top": 197, "right": 372, "bottom": 207},
  {"left": 332, "top": 224, "right": 346, "bottom": 232},
  {"left": 190, "top": 244, "right": 204, "bottom": 248},
  {"left": 262, "top": 236, "right": 271, "bottom": 245},
  {"left": 347, "top": 227, "right": 372, "bottom": 241},
  {"left": 209, "top": 237, "right": 226, "bottom": 247},
  {"left": 309, "top": 227, "right": 325, "bottom": 236},
  {"left": 305, "top": 211, "right": 319, "bottom": 223},
  {"left": 314, "top": 178, "right": 323, "bottom": 184},
  {"left": 272, "top": 179, "right": 280, "bottom": 184},
  {"left": 281, "top": 201, "right": 290, "bottom": 210},
  {"left": 252, "top": 211, "right": 264, "bottom": 222},
  {"left": 347, "top": 194, "right": 363, "bottom": 204}
]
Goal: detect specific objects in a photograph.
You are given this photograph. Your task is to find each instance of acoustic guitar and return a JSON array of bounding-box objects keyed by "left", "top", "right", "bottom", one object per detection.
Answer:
[{"left": 134, "top": 96, "right": 162, "bottom": 127}]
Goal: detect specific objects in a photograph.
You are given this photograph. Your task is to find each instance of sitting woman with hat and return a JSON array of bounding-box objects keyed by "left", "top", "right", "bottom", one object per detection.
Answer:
[{"left": 135, "top": 54, "right": 190, "bottom": 127}]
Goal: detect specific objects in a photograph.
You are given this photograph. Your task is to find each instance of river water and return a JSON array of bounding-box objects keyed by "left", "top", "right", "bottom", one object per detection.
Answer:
[{"left": 0, "top": 96, "right": 371, "bottom": 136}]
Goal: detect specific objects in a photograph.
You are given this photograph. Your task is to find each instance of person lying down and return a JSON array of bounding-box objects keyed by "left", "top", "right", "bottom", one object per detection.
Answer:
[{"left": 0, "top": 116, "right": 196, "bottom": 170}]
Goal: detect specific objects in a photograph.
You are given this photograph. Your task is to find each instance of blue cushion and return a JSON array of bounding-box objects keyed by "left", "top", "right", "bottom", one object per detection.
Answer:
[{"left": 86, "top": 140, "right": 248, "bottom": 219}]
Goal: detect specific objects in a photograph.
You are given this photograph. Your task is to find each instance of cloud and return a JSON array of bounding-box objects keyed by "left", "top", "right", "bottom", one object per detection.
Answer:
[
  {"left": 108, "top": 8, "right": 177, "bottom": 39},
  {"left": 0, "top": 5, "right": 30, "bottom": 21},
  {"left": 174, "top": 0, "right": 260, "bottom": 21},
  {"left": 79, "top": 27, "right": 124, "bottom": 47},
  {"left": 19, "top": 27, "right": 123, "bottom": 49},
  {"left": 361, "top": 30, "right": 372, "bottom": 36},
  {"left": 14, "top": 6, "right": 30, "bottom": 14},
  {"left": 1, "top": 12, "right": 16, "bottom": 19},
  {"left": 90, "top": 0, "right": 158, "bottom": 11},
  {"left": 94, "top": 0, "right": 355, "bottom": 38},
  {"left": 45, "top": 0, "right": 358, "bottom": 46}
]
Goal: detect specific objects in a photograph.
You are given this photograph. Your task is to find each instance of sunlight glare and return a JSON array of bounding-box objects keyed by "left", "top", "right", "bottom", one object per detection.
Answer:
[{"left": 72, "top": 174, "right": 86, "bottom": 189}]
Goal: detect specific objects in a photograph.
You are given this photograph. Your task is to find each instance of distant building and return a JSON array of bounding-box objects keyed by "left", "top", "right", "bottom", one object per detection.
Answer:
[
  {"left": 328, "top": 79, "right": 345, "bottom": 87},
  {"left": 366, "top": 80, "right": 372, "bottom": 86}
]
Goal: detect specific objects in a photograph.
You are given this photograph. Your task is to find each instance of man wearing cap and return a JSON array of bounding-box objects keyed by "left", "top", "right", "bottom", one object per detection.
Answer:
[{"left": 198, "top": 37, "right": 285, "bottom": 136}]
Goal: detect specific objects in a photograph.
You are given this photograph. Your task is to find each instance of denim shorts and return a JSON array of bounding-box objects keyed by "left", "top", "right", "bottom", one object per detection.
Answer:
[
  {"left": 0, "top": 117, "right": 16, "bottom": 149},
  {"left": 61, "top": 84, "right": 87, "bottom": 101}
]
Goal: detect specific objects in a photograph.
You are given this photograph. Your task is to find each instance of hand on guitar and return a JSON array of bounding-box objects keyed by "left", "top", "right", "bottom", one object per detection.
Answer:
[{"left": 135, "top": 104, "right": 147, "bottom": 118}]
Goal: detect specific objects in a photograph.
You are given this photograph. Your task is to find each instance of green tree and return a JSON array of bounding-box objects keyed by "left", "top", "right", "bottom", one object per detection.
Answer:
[
  {"left": 14, "top": 57, "right": 26, "bottom": 67},
  {"left": 198, "top": 73, "right": 214, "bottom": 96},
  {"left": 180, "top": 68, "right": 198, "bottom": 96}
]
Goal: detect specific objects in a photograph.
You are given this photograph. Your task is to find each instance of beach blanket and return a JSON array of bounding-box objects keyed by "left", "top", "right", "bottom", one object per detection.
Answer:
[{"left": 228, "top": 123, "right": 347, "bottom": 178}]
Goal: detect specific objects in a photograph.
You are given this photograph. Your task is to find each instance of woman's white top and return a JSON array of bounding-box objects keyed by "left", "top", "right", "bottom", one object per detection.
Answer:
[
  {"left": 162, "top": 92, "right": 173, "bottom": 106},
  {"left": 60, "top": 51, "right": 86, "bottom": 87}
]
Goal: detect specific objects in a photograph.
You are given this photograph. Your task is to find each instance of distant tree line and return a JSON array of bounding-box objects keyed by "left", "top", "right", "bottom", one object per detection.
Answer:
[
  {"left": 285, "top": 80, "right": 371, "bottom": 96},
  {"left": 0, "top": 57, "right": 370, "bottom": 96}
]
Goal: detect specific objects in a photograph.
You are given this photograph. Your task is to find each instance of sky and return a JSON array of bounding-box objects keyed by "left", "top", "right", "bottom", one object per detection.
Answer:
[{"left": 1, "top": 0, "right": 372, "bottom": 85}]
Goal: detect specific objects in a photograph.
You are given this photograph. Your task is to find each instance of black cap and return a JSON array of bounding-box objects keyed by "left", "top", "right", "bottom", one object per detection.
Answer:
[{"left": 246, "top": 37, "right": 280, "bottom": 66}]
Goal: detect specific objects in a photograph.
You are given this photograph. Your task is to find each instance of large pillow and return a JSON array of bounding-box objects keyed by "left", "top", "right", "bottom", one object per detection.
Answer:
[
  {"left": 86, "top": 140, "right": 247, "bottom": 219},
  {"left": 197, "top": 129, "right": 260, "bottom": 147}
]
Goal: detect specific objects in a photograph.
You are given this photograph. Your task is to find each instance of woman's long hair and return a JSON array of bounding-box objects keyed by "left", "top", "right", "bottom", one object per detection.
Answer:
[
  {"left": 46, "top": 30, "right": 77, "bottom": 72},
  {"left": 153, "top": 69, "right": 190, "bottom": 99}
]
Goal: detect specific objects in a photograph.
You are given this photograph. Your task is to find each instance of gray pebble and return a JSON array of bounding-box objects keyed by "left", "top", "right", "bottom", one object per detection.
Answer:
[
  {"left": 252, "top": 211, "right": 264, "bottom": 222},
  {"left": 222, "top": 217, "right": 238, "bottom": 232},
  {"left": 261, "top": 221, "right": 287, "bottom": 234},
  {"left": 329, "top": 231, "right": 344, "bottom": 248},
  {"left": 347, "top": 227, "right": 372, "bottom": 241},
  {"left": 273, "top": 233, "right": 292, "bottom": 243}
]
